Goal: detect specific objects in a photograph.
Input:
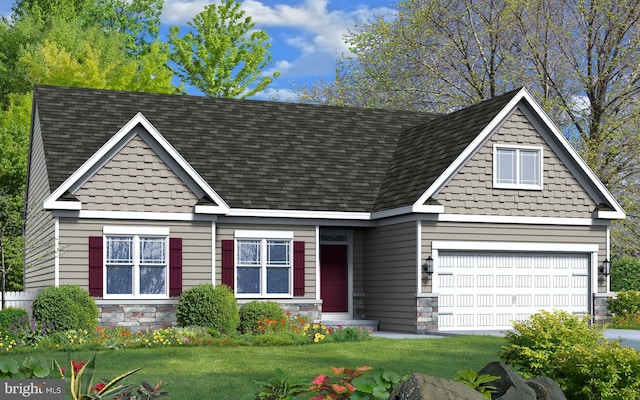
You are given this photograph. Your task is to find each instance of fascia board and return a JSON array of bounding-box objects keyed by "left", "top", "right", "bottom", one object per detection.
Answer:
[
  {"left": 43, "top": 113, "right": 230, "bottom": 213},
  {"left": 595, "top": 210, "right": 626, "bottom": 220},
  {"left": 226, "top": 208, "right": 371, "bottom": 220},
  {"left": 44, "top": 201, "right": 82, "bottom": 210}
]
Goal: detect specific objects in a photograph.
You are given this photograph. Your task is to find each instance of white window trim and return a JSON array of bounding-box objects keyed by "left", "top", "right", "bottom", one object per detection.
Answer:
[
  {"left": 102, "top": 229, "right": 170, "bottom": 300},
  {"left": 493, "top": 144, "right": 543, "bottom": 190},
  {"left": 234, "top": 230, "right": 294, "bottom": 299}
]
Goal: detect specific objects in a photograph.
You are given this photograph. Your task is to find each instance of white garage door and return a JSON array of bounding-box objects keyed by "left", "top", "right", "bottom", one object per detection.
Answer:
[{"left": 437, "top": 252, "right": 590, "bottom": 331}]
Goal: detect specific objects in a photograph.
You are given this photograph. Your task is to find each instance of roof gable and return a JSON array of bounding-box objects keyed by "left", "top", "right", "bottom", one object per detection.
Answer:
[
  {"left": 42, "top": 112, "right": 229, "bottom": 213},
  {"left": 408, "top": 88, "right": 624, "bottom": 219}
]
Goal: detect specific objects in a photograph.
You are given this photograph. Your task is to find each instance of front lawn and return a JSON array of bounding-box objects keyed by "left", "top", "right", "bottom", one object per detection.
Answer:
[{"left": 6, "top": 335, "right": 506, "bottom": 399}]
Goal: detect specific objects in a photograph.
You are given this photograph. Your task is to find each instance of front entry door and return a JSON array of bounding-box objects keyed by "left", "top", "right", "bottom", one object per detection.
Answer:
[{"left": 320, "top": 244, "right": 348, "bottom": 313}]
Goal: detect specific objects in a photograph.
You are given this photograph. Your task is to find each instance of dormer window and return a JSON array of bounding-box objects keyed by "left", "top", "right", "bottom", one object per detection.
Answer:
[{"left": 493, "top": 145, "right": 543, "bottom": 190}]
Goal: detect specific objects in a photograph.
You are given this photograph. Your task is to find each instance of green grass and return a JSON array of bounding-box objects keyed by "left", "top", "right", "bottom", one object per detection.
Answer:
[{"left": 8, "top": 335, "right": 505, "bottom": 399}]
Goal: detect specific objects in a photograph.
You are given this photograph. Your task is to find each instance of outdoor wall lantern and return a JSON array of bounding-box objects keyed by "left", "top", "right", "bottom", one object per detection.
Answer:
[
  {"left": 423, "top": 256, "right": 434, "bottom": 275},
  {"left": 600, "top": 259, "right": 611, "bottom": 276}
]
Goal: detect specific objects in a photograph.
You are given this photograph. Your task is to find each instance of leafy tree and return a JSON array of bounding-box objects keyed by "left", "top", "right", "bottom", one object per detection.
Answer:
[
  {"left": 0, "top": 191, "right": 24, "bottom": 301},
  {"left": 0, "top": 93, "right": 31, "bottom": 293},
  {"left": 11, "top": 0, "right": 163, "bottom": 52},
  {"left": 169, "top": 0, "right": 279, "bottom": 98},
  {"left": 298, "top": 0, "right": 640, "bottom": 256}
]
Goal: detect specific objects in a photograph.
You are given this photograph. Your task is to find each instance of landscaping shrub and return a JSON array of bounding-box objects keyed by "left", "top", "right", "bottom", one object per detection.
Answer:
[
  {"left": 326, "top": 326, "right": 371, "bottom": 342},
  {"left": 611, "top": 257, "right": 640, "bottom": 291},
  {"left": 608, "top": 290, "right": 640, "bottom": 316},
  {"left": 32, "top": 285, "right": 99, "bottom": 331},
  {"left": 555, "top": 341, "right": 640, "bottom": 400},
  {"left": 176, "top": 284, "right": 239, "bottom": 334},
  {"left": 0, "top": 307, "right": 27, "bottom": 334},
  {"left": 500, "top": 310, "right": 640, "bottom": 400},
  {"left": 499, "top": 310, "right": 602, "bottom": 378},
  {"left": 239, "top": 301, "right": 285, "bottom": 334}
]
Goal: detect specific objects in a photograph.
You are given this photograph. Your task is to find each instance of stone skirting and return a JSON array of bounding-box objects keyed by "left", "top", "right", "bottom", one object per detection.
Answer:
[
  {"left": 279, "top": 302, "right": 322, "bottom": 321},
  {"left": 98, "top": 302, "right": 178, "bottom": 329},
  {"left": 593, "top": 293, "right": 614, "bottom": 325},
  {"left": 353, "top": 292, "right": 366, "bottom": 320},
  {"left": 417, "top": 294, "right": 439, "bottom": 333}
]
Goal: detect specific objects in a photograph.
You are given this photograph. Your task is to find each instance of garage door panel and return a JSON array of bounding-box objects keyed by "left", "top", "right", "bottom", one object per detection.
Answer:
[
  {"left": 438, "top": 251, "right": 590, "bottom": 331},
  {"left": 477, "top": 294, "right": 493, "bottom": 307},
  {"left": 458, "top": 275, "right": 474, "bottom": 287}
]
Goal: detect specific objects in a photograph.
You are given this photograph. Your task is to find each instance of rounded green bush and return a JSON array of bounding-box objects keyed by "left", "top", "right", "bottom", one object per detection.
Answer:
[
  {"left": 499, "top": 310, "right": 603, "bottom": 378},
  {"left": 0, "top": 307, "right": 28, "bottom": 333},
  {"left": 556, "top": 340, "right": 640, "bottom": 399},
  {"left": 176, "top": 284, "right": 239, "bottom": 334},
  {"left": 238, "top": 300, "right": 285, "bottom": 334},
  {"left": 608, "top": 290, "right": 640, "bottom": 315},
  {"left": 612, "top": 257, "right": 640, "bottom": 291},
  {"left": 32, "top": 285, "right": 99, "bottom": 331}
]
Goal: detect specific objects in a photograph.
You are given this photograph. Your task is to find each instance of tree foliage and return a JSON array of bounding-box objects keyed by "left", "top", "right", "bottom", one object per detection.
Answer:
[
  {"left": 169, "top": 0, "right": 279, "bottom": 98},
  {"left": 298, "top": 0, "right": 640, "bottom": 256}
]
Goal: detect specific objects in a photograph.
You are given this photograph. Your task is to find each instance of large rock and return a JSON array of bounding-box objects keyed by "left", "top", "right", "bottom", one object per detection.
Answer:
[
  {"left": 389, "top": 373, "right": 486, "bottom": 400},
  {"left": 478, "top": 362, "right": 536, "bottom": 399},
  {"left": 526, "top": 377, "right": 567, "bottom": 400},
  {"left": 478, "top": 362, "right": 567, "bottom": 400}
]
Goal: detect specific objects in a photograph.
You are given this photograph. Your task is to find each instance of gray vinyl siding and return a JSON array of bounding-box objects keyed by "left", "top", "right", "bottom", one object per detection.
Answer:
[
  {"left": 74, "top": 135, "right": 199, "bottom": 213},
  {"left": 24, "top": 109, "right": 56, "bottom": 290},
  {"left": 363, "top": 221, "right": 417, "bottom": 333},
  {"left": 216, "top": 224, "right": 317, "bottom": 299},
  {"left": 420, "top": 221, "right": 608, "bottom": 292},
  {"left": 436, "top": 108, "right": 596, "bottom": 218},
  {"left": 57, "top": 219, "right": 213, "bottom": 291}
]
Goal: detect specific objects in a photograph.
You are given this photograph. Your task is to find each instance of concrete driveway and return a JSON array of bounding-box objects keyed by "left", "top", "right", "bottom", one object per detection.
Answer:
[
  {"left": 605, "top": 329, "right": 640, "bottom": 351},
  {"left": 374, "top": 329, "right": 640, "bottom": 351}
]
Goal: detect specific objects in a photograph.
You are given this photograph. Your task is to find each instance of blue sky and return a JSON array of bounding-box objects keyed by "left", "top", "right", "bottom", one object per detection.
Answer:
[
  {"left": 0, "top": 0, "right": 397, "bottom": 100},
  {"left": 162, "top": 1, "right": 396, "bottom": 100}
]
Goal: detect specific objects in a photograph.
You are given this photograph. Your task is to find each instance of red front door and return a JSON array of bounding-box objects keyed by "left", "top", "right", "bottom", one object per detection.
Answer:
[{"left": 320, "top": 244, "right": 348, "bottom": 313}]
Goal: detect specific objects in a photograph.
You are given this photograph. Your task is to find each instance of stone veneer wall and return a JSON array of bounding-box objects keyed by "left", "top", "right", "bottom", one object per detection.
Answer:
[
  {"left": 279, "top": 302, "right": 322, "bottom": 321},
  {"left": 417, "top": 295, "right": 439, "bottom": 333},
  {"left": 98, "top": 301, "right": 323, "bottom": 329},
  {"left": 593, "top": 293, "right": 614, "bottom": 325},
  {"left": 353, "top": 293, "right": 366, "bottom": 320},
  {"left": 99, "top": 303, "right": 178, "bottom": 329}
]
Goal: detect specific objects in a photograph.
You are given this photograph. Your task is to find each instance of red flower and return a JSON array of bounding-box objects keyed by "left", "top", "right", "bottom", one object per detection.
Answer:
[
  {"left": 92, "top": 383, "right": 106, "bottom": 393},
  {"left": 71, "top": 360, "right": 86, "bottom": 373}
]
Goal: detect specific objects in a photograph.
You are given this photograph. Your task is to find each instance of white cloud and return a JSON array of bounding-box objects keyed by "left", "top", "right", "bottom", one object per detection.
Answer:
[{"left": 162, "top": 0, "right": 215, "bottom": 24}]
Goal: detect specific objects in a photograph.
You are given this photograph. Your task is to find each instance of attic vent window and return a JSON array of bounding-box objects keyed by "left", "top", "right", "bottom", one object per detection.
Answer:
[{"left": 493, "top": 145, "right": 543, "bottom": 190}]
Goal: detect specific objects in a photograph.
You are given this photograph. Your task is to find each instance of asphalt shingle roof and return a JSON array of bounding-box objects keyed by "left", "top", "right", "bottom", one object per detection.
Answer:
[{"left": 33, "top": 85, "right": 519, "bottom": 213}]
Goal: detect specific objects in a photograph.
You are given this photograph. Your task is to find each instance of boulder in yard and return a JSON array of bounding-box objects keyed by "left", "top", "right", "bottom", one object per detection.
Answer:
[
  {"left": 389, "top": 372, "right": 486, "bottom": 400},
  {"left": 478, "top": 361, "right": 536, "bottom": 400},
  {"left": 526, "top": 376, "right": 567, "bottom": 400}
]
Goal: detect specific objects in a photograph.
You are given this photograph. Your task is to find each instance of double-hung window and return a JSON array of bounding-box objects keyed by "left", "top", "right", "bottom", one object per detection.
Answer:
[
  {"left": 235, "top": 231, "right": 293, "bottom": 297},
  {"left": 494, "top": 145, "right": 543, "bottom": 190},
  {"left": 103, "top": 227, "right": 169, "bottom": 298}
]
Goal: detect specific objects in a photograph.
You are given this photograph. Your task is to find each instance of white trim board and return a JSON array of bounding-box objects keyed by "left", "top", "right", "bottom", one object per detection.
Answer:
[{"left": 432, "top": 240, "right": 599, "bottom": 253}]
